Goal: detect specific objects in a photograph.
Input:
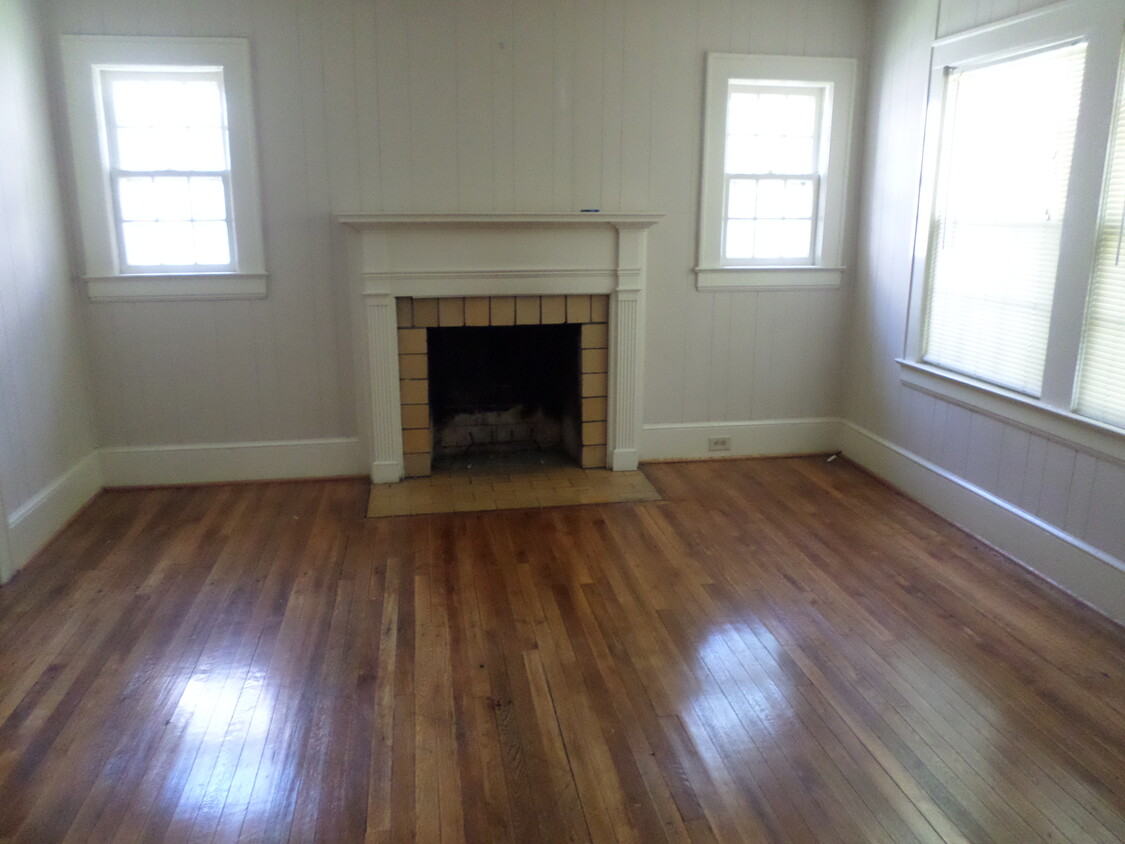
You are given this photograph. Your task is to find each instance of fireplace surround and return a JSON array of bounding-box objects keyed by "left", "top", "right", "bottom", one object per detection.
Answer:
[{"left": 338, "top": 213, "right": 662, "bottom": 483}]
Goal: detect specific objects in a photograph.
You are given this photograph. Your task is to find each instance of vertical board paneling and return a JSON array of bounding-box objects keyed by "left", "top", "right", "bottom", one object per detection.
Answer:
[
  {"left": 0, "top": 0, "right": 97, "bottom": 517},
  {"left": 512, "top": 2, "right": 555, "bottom": 211},
  {"left": 455, "top": 0, "right": 497, "bottom": 210},
  {"left": 44, "top": 0, "right": 866, "bottom": 450},
  {"left": 851, "top": 0, "right": 1125, "bottom": 584}
]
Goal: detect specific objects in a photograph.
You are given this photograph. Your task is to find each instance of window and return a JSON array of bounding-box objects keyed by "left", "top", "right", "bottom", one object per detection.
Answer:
[
  {"left": 904, "top": 0, "right": 1125, "bottom": 446},
  {"left": 922, "top": 42, "right": 1086, "bottom": 396},
  {"left": 697, "top": 53, "right": 857, "bottom": 290},
  {"left": 61, "top": 36, "right": 266, "bottom": 301},
  {"left": 1076, "top": 48, "right": 1125, "bottom": 430}
]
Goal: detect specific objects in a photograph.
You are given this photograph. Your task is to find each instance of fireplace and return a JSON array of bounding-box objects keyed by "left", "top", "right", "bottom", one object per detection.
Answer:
[
  {"left": 338, "top": 212, "right": 662, "bottom": 483},
  {"left": 396, "top": 294, "right": 609, "bottom": 476}
]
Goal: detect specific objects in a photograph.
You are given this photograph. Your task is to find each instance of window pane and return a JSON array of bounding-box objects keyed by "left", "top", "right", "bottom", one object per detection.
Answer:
[
  {"left": 727, "top": 179, "right": 757, "bottom": 218},
  {"left": 781, "top": 94, "right": 817, "bottom": 137},
  {"left": 725, "top": 89, "right": 820, "bottom": 176},
  {"left": 117, "top": 177, "right": 156, "bottom": 221},
  {"left": 757, "top": 94, "right": 788, "bottom": 127},
  {"left": 154, "top": 221, "right": 196, "bottom": 265},
  {"left": 725, "top": 137, "right": 762, "bottom": 174},
  {"left": 109, "top": 74, "right": 229, "bottom": 172},
  {"left": 183, "top": 128, "right": 228, "bottom": 171},
  {"left": 776, "top": 139, "right": 815, "bottom": 175},
  {"left": 755, "top": 180, "right": 787, "bottom": 218},
  {"left": 189, "top": 177, "right": 228, "bottom": 220},
  {"left": 923, "top": 42, "right": 1086, "bottom": 395},
  {"left": 151, "top": 177, "right": 193, "bottom": 221},
  {"left": 725, "top": 220, "right": 757, "bottom": 259},
  {"left": 193, "top": 221, "right": 232, "bottom": 264},
  {"left": 115, "top": 127, "right": 161, "bottom": 171},
  {"left": 110, "top": 80, "right": 160, "bottom": 127},
  {"left": 121, "top": 222, "right": 163, "bottom": 266},
  {"left": 784, "top": 179, "right": 815, "bottom": 219},
  {"left": 726, "top": 92, "right": 759, "bottom": 135},
  {"left": 179, "top": 80, "right": 224, "bottom": 128}
]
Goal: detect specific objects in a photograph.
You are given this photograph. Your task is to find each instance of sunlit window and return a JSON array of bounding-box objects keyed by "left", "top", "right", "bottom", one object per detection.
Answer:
[
  {"left": 923, "top": 43, "right": 1086, "bottom": 396},
  {"left": 904, "top": 0, "right": 1125, "bottom": 444},
  {"left": 697, "top": 53, "right": 856, "bottom": 290},
  {"left": 60, "top": 35, "right": 266, "bottom": 300},
  {"left": 102, "top": 70, "right": 235, "bottom": 271},
  {"left": 723, "top": 86, "right": 822, "bottom": 263}
]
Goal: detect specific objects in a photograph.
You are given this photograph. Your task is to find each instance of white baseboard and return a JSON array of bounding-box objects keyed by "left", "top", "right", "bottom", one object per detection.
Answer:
[
  {"left": 5, "top": 450, "right": 103, "bottom": 580},
  {"left": 370, "top": 459, "right": 403, "bottom": 484},
  {"left": 101, "top": 437, "right": 365, "bottom": 487},
  {"left": 839, "top": 421, "right": 1125, "bottom": 624},
  {"left": 641, "top": 417, "right": 842, "bottom": 462}
]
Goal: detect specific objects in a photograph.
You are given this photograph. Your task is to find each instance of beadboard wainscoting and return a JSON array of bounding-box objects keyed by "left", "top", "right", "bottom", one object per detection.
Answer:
[{"left": 841, "top": 421, "right": 1125, "bottom": 623}]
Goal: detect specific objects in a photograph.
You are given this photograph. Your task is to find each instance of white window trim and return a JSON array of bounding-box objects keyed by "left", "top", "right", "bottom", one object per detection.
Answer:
[
  {"left": 696, "top": 53, "right": 857, "bottom": 291},
  {"left": 903, "top": 0, "right": 1125, "bottom": 451},
  {"left": 60, "top": 35, "right": 267, "bottom": 301}
]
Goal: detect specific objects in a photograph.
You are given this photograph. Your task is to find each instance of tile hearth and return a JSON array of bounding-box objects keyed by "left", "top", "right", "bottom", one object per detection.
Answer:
[{"left": 366, "top": 454, "right": 660, "bottom": 517}]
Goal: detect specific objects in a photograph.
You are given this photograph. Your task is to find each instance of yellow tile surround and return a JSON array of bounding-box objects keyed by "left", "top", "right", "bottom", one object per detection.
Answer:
[
  {"left": 367, "top": 463, "right": 661, "bottom": 517},
  {"left": 397, "top": 294, "right": 610, "bottom": 477}
]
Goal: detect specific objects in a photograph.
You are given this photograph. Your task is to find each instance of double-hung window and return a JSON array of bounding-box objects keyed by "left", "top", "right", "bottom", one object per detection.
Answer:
[
  {"left": 905, "top": 0, "right": 1125, "bottom": 443},
  {"left": 61, "top": 36, "right": 266, "bottom": 301},
  {"left": 697, "top": 53, "right": 857, "bottom": 290}
]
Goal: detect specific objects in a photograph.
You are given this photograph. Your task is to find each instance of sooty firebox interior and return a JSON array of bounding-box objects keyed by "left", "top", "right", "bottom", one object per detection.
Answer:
[{"left": 427, "top": 324, "right": 581, "bottom": 463}]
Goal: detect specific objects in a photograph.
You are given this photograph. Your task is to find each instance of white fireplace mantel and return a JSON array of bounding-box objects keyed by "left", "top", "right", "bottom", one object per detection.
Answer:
[{"left": 339, "top": 212, "right": 663, "bottom": 483}]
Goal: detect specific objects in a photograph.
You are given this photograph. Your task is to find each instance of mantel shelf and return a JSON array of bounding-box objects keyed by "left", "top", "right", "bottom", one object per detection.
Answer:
[{"left": 337, "top": 212, "right": 664, "bottom": 229}]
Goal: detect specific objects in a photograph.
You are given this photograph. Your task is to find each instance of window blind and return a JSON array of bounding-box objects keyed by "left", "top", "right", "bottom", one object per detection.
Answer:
[
  {"left": 923, "top": 42, "right": 1086, "bottom": 396},
  {"left": 1075, "top": 49, "right": 1125, "bottom": 429}
]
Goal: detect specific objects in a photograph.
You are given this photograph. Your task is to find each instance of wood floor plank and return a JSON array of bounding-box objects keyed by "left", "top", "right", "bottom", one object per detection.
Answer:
[{"left": 1, "top": 458, "right": 1123, "bottom": 842}]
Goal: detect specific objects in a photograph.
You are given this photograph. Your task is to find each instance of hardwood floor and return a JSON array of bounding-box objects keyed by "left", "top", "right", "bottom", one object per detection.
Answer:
[{"left": 0, "top": 457, "right": 1123, "bottom": 843}]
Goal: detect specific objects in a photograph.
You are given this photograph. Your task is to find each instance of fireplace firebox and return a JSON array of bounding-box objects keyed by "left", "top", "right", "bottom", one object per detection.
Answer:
[{"left": 428, "top": 324, "right": 581, "bottom": 462}]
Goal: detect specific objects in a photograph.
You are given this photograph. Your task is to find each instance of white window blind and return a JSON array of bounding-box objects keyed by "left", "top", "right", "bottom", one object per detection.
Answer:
[
  {"left": 923, "top": 42, "right": 1086, "bottom": 396},
  {"left": 1076, "top": 51, "right": 1125, "bottom": 428}
]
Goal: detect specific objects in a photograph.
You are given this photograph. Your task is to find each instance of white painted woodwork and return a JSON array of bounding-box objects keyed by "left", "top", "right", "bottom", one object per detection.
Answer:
[
  {"left": 341, "top": 213, "right": 661, "bottom": 480},
  {"left": 0, "top": 0, "right": 99, "bottom": 580}
]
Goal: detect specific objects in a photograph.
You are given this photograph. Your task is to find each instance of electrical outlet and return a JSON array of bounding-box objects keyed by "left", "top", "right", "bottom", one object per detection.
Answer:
[{"left": 708, "top": 436, "right": 731, "bottom": 452}]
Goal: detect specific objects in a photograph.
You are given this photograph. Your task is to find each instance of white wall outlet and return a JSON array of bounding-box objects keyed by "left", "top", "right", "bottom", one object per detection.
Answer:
[{"left": 708, "top": 436, "right": 731, "bottom": 452}]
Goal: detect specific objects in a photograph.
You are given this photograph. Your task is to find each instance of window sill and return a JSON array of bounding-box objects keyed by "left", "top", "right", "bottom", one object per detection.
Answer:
[
  {"left": 898, "top": 359, "right": 1125, "bottom": 466},
  {"left": 85, "top": 273, "right": 268, "bottom": 302},
  {"left": 695, "top": 265, "right": 843, "bottom": 291}
]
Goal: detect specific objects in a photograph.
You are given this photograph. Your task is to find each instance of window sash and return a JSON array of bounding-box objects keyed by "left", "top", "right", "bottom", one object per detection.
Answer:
[
  {"left": 1075, "top": 44, "right": 1125, "bottom": 428},
  {"left": 99, "top": 67, "right": 236, "bottom": 273},
  {"left": 721, "top": 173, "right": 820, "bottom": 265},
  {"left": 109, "top": 170, "right": 235, "bottom": 272},
  {"left": 720, "top": 82, "right": 824, "bottom": 266},
  {"left": 921, "top": 41, "right": 1086, "bottom": 397}
]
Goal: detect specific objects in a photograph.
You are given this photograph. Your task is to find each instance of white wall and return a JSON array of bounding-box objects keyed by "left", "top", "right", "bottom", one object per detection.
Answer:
[
  {"left": 0, "top": 0, "right": 99, "bottom": 580},
  {"left": 43, "top": 0, "right": 869, "bottom": 468},
  {"left": 848, "top": 0, "right": 1125, "bottom": 621}
]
